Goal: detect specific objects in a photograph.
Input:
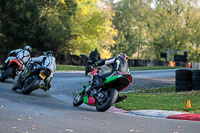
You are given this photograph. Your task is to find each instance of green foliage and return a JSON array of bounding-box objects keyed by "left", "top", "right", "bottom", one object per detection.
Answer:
[
  {"left": 0, "top": 0, "right": 117, "bottom": 58},
  {"left": 111, "top": 0, "right": 153, "bottom": 58},
  {"left": 0, "top": 0, "right": 77, "bottom": 52},
  {"left": 111, "top": 0, "right": 200, "bottom": 62},
  {"left": 1, "top": 0, "right": 200, "bottom": 62},
  {"left": 0, "top": 0, "right": 42, "bottom": 50},
  {"left": 69, "top": 0, "right": 117, "bottom": 58}
]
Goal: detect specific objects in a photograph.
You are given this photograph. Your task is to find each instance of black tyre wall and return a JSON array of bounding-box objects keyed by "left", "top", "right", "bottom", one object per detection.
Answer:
[
  {"left": 192, "top": 70, "right": 200, "bottom": 90},
  {"left": 175, "top": 69, "right": 192, "bottom": 92}
]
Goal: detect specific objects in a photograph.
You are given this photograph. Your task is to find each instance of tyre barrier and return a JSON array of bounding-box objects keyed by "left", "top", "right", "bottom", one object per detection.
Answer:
[
  {"left": 192, "top": 70, "right": 200, "bottom": 90},
  {"left": 175, "top": 69, "right": 192, "bottom": 92}
]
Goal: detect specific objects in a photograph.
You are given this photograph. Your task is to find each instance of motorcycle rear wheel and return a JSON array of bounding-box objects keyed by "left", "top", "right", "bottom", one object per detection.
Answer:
[
  {"left": 96, "top": 88, "right": 118, "bottom": 112},
  {"left": 73, "top": 93, "right": 84, "bottom": 106},
  {"left": 21, "top": 75, "right": 40, "bottom": 95}
]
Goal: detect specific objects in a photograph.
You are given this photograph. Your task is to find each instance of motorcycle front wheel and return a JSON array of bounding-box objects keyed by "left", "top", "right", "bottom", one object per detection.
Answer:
[
  {"left": 96, "top": 88, "right": 118, "bottom": 112},
  {"left": 73, "top": 93, "right": 84, "bottom": 106},
  {"left": 21, "top": 75, "right": 40, "bottom": 95},
  {"left": 0, "top": 67, "right": 14, "bottom": 82}
]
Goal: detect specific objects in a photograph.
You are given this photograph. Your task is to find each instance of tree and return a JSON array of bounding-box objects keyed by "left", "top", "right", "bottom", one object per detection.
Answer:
[
  {"left": 111, "top": 0, "right": 200, "bottom": 62},
  {"left": 111, "top": 0, "right": 153, "bottom": 58},
  {"left": 0, "top": 0, "right": 77, "bottom": 53},
  {"left": 69, "top": 0, "right": 117, "bottom": 58}
]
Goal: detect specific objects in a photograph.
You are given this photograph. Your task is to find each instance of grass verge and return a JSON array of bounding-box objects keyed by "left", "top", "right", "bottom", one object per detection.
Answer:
[
  {"left": 116, "top": 86, "right": 200, "bottom": 114},
  {"left": 56, "top": 65, "right": 182, "bottom": 71},
  {"left": 56, "top": 65, "right": 85, "bottom": 71},
  {"left": 129, "top": 66, "right": 182, "bottom": 71}
]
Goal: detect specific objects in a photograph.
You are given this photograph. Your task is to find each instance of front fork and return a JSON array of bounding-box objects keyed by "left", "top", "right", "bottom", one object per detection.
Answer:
[{"left": 79, "top": 82, "right": 91, "bottom": 94}]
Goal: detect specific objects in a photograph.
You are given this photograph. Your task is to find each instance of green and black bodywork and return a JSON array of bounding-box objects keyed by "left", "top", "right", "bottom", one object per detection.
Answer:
[{"left": 73, "top": 73, "right": 132, "bottom": 112}]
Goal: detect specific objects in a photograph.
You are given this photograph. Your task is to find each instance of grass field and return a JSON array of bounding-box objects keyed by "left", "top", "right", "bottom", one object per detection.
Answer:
[
  {"left": 56, "top": 64, "right": 181, "bottom": 71},
  {"left": 116, "top": 86, "right": 200, "bottom": 114},
  {"left": 56, "top": 65, "right": 85, "bottom": 71}
]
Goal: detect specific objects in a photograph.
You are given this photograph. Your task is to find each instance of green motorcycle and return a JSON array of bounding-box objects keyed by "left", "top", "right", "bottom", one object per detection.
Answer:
[{"left": 73, "top": 67, "right": 132, "bottom": 112}]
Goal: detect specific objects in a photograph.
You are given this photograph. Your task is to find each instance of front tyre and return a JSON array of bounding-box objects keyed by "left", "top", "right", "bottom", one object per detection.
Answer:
[
  {"left": 96, "top": 88, "right": 118, "bottom": 112},
  {"left": 0, "top": 67, "right": 14, "bottom": 82},
  {"left": 21, "top": 75, "right": 40, "bottom": 95},
  {"left": 73, "top": 93, "right": 84, "bottom": 106}
]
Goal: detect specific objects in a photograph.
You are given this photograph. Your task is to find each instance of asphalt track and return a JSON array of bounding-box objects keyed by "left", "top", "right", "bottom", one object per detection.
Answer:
[
  {"left": 52, "top": 70, "right": 200, "bottom": 121},
  {"left": 0, "top": 69, "right": 200, "bottom": 133}
]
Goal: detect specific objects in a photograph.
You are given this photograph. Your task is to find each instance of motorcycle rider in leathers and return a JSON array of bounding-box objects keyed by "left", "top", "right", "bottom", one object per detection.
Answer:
[
  {"left": 88, "top": 48, "right": 101, "bottom": 63},
  {"left": 88, "top": 53, "right": 129, "bottom": 103},
  {"left": 31, "top": 51, "right": 56, "bottom": 91},
  {"left": 0, "top": 45, "right": 32, "bottom": 72},
  {"left": 13, "top": 51, "right": 56, "bottom": 91}
]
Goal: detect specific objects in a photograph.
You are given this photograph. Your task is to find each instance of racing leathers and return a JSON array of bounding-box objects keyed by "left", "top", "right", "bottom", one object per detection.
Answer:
[
  {"left": 91, "top": 57, "right": 129, "bottom": 103},
  {"left": 96, "top": 57, "right": 129, "bottom": 78},
  {"left": 89, "top": 48, "right": 101, "bottom": 62},
  {"left": 31, "top": 55, "right": 56, "bottom": 90},
  {"left": 0, "top": 49, "right": 31, "bottom": 71}
]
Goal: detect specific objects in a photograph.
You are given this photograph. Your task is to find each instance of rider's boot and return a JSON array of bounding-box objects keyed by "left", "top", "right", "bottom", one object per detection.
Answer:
[
  {"left": 12, "top": 85, "right": 18, "bottom": 91},
  {"left": 115, "top": 95, "right": 127, "bottom": 103},
  {"left": 39, "top": 84, "right": 49, "bottom": 91},
  {"left": 12, "top": 83, "right": 21, "bottom": 91},
  {"left": 39, "top": 81, "right": 51, "bottom": 91}
]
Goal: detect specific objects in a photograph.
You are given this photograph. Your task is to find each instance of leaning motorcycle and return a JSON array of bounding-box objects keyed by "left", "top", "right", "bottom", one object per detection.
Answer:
[
  {"left": 13, "top": 62, "right": 51, "bottom": 95},
  {"left": 0, "top": 58, "right": 22, "bottom": 82},
  {"left": 73, "top": 67, "right": 132, "bottom": 112}
]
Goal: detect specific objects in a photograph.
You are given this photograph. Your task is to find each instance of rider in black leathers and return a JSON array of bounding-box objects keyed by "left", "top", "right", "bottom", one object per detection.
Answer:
[
  {"left": 90, "top": 53, "right": 129, "bottom": 103},
  {"left": 88, "top": 48, "right": 101, "bottom": 63},
  {"left": 85, "top": 48, "right": 101, "bottom": 75}
]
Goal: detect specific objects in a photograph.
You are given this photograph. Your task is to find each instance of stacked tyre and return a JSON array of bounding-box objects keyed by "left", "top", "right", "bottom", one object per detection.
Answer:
[
  {"left": 192, "top": 70, "right": 200, "bottom": 90},
  {"left": 175, "top": 69, "right": 192, "bottom": 92}
]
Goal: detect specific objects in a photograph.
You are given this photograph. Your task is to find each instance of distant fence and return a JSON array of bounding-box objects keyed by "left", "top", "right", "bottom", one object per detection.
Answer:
[{"left": 0, "top": 51, "right": 188, "bottom": 67}]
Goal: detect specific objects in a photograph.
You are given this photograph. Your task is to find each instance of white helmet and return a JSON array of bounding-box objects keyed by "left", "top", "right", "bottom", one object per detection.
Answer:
[
  {"left": 24, "top": 45, "right": 32, "bottom": 53},
  {"left": 45, "top": 51, "right": 54, "bottom": 56}
]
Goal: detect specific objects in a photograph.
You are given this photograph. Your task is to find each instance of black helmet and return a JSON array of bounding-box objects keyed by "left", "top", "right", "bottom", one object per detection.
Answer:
[
  {"left": 45, "top": 51, "right": 54, "bottom": 56},
  {"left": 24, "top": 45, "right": 32, "bottom": 53}
]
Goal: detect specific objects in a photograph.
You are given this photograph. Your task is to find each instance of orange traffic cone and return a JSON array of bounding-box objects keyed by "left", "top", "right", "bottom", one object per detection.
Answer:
[{"left": 186, "top": 100, "right": 191, "bottom": 108}]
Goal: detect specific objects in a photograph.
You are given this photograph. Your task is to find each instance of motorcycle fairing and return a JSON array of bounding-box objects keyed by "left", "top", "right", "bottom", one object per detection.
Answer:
[
  {"left": 9, "top": 58, "right": 22, "bottom": 70},
  {"left": 104, "top": 75, "right": 124, "bottom": 84},
  {"left": 83, "top": 96, "right": 95, "bottom": 105},
  {"left": 79, "top": 83, "right": 90, "bottom": 94},
  {"left": 104, "top": 74, "right": 132, "bottom": 92}
]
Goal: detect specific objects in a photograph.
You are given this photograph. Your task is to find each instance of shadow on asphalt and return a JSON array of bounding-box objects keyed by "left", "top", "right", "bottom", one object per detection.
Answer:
[
  {"left": 1, "top": 79, "right": 15, "bottom": 84},
  {"left": 0, "top": 85, "right": 98, "bottom": 113}
]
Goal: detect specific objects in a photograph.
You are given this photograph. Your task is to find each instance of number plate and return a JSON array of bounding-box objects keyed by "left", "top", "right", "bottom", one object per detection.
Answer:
[{"left": 39, "top": 72, "right": 46, "bottom": 80}]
